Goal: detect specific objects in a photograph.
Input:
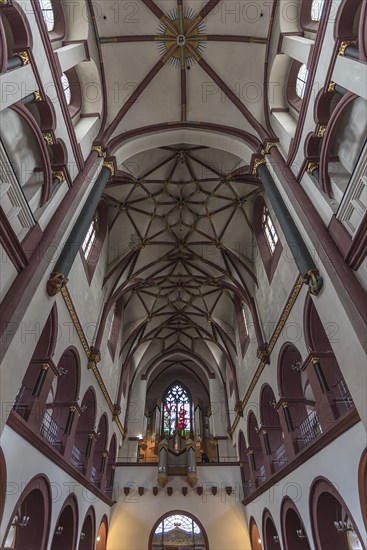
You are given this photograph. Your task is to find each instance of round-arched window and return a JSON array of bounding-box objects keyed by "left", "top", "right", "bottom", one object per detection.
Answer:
[
  {"left": 296, "top": 64, "right": 309, "bottom": 99},
  {"left": 311, "top": 0, "right": 325, "bottom": 22},
  {"left": 38, "top": 0, "right": 55, "bottom": 32},
  {"left": 163, "top": 383, "right": 191, "bottom": 436},
  {"left": 151, "top": 514, "right": 206, "bottom": 549},
  {"left": 61, "top": 72, "right": 71, "bottom": 105}
]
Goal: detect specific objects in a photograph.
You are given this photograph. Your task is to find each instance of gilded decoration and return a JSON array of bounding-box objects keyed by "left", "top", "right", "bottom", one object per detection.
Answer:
[{"left": 229, "top": 276, "right": 304, "bottom": 435}]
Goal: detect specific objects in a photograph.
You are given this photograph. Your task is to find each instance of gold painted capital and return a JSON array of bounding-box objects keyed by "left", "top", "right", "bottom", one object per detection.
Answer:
[
  {"left": 41, "top": 363, "right": 49, "bottom": 371},
  {"left": 52, "top": 171, "right": 65, "bottom": 183},
  {"left": 311, "top": 356, "right": 320, "bottom": 365},
  {"left": 43, "top": 132, "right": 53, "bottom": 145},
  {"left": 69, "top": 406, "right": 77, "bottom": 412},
  {"left": 261, "top": 429, "right": 268, "bottom": 436},
  {"left": 282, "top": 402, "right": 288, "bottom": 408},
  {"left": 33, "top": 90, "right": 42, "bottom": 102},
  {"left": 103, "top": 160, "right": 115, "bottom": 176},
  {"left": 338, "top": 40, "right": 356, "bottom": 56},
  {"left": 307, "top": 162, "right": 319, "bottom": 174},
  {"left": 252, "top": 156, "right": 266, "bottom": 175},
  {"left": 328, "top": 81, "right": 336, "bottom": 93},
  {"left": 317, "top": 125, "right": 326, "bottom": 138},
  {"left": 18, "top": 51, "right": 30, "bottom": 65},
  {"left": 261, "top": 142, "right": 276, "bottom": 155},
  {"left": 92, "top": 145, "right": 106, "bottom": 158}
]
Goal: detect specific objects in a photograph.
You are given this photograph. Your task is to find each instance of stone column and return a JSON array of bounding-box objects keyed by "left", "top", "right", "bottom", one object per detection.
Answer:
[
  {"left": 47, "top": 158, "right": 115, "bottom": 295},
  {"left": 254, "top": 153, "right": 323, "bottom": 295}
]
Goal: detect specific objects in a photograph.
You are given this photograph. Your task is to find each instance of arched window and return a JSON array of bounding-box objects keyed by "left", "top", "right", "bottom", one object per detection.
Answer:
[
  {"left": 151, "top": 514, "right": 207, "bottom": 549},
  {"left": 82, "top": 214, "right": 98, "bottom": 260},
  {"left": 311, "top": 0, "right": 325, "bottom": 21},
  {"left": 108, "top": 298, "right": 123, "bottom": 360},
  {"left": 254, "top": 197, "right": 282, "bottom": 282},
  {"left": 38, "top": 0, "right": 55, "bottom": 31},
  {"left": 61, "top": 72, "right": 71, "bottom": 105},
  {"left": 163, "top": 383, "right": 191, "bottom": 436},
  {"left": 261, "top": 205, "right": 279, "bottom": 254},
  {"left": 296, "top": 64, "right": 309, "bottom": 100}
]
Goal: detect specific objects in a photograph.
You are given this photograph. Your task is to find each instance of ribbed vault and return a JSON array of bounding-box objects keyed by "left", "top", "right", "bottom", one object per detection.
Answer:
[{"left": 101, "top": 144, "right": 262, "bottom": 392}]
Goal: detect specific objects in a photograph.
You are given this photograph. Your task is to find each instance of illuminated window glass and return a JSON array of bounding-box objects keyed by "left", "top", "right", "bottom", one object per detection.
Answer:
[
  {"left": 38, "top": 0, "right": 55, "bottom": 31},
  {"left": 296, "top": 64, "right": 309, "bottom": 99},
  {"left": 61, "top": 73, "right": 71, "bottom": 105},
  {"left": 311, "top": 0, "right": 325, "bottom": 21},
  {"left": 108, "top": 305, "right": 117, "bottom": 341},
  {"left": 152, "top": 514, "right": 206, "bottom": 549},
  {"left": 261, "top": 206, "right": 279, "bottom": 254},
  {"left": 163, "top": 383, "right": 191, "bottom": 436},
  {"left": 82, "top": 215, "right": 98, "bottom": 260},
  {"left": 242, "top": 305, "right": 249, "bottom": 336}
]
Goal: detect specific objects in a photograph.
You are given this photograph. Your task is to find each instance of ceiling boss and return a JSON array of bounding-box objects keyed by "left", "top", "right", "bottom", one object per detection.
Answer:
[{"left": 156, "top": 5, "right": 207, "bottom": 68}]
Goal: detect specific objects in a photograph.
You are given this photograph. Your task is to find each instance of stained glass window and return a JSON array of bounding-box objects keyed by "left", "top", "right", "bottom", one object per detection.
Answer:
[
  {"left": 82, "top": 214, "right": 98, "bottom": 260},
  {"left": 311, "top": 0, "right": 325, "bottom": 22},
  {"left": 38, "top": 0, "right": 55, "bottom": 32},
  {"left": 163, "top": 383, "right": 191, "bottom": 436},
  {"left": 152, "top": 514, "right": 206, "bottom": 549},
  {"left": 261, "top": 205, "right": 279, "bottom": 254},
  {"left": 296, "top": 64, "right": 309, "bottom": 100}
]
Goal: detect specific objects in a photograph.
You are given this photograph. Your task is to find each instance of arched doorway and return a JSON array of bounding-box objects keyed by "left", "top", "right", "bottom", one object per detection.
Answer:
[
  {"left": 249, "top": 517, "right": 263, "bottom": 550},
  {"left": 2, "top": 475, "right": 51, "bottom": 549},
  {"left": 40, "top": 347, "right": 80, "bottom": 450},
  {"left": 78, "top": 507, "right": 95, "bottom": 550},
  {"left": 310, "top": 477, "right": 365, "bottom": 550},
  {"left": 358, "top": 449, "right": 367, "bottom": 531},
  {"left": 260, "top": 384, "right": 287, "bottom": 470},
  {"left": 263, "top": 509, "right": 281, "bottom": 550},
  {"left": 281, "top": 498, "right": 311, "bottom": 550},
  {"left": 91, "top": 414, "right": 108, "bottom": 488},
  {"left": 71, "top": 388, "right": 96, "bottom": 472},
  {"left": 248, "top": 412, "right": 266, "bottom": 486},
  {"left": 96, "top": 516, "right": 108, "bottom": 550},
  {"left": 50, "top": 495, "right": 78, "bottom": 550},
  {"left": 238, "top": 430, "right": 253, "bottom": 497},
  {"left": 149, "top": 511, "right": 208, "bottom": 549},
  {"left": 0, "top": 448, "right": 6, "bottom": 525}
]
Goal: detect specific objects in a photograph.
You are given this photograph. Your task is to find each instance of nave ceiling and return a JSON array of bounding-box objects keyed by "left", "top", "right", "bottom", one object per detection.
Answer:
[{"left": 90, "top": 0, "right": 276, "bottom": 385}]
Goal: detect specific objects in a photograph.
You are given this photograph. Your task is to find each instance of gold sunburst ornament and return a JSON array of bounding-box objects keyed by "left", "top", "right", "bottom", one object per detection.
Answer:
[{"left": 156, "top": 7, "right": 206, "bottom": 68}]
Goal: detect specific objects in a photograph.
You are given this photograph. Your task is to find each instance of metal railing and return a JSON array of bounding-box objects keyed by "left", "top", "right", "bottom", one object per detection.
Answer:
[
  {"left": 12, "top": 384, "right": 30, "bottom": 418},
  {"left": 40, "top": 411, "right": 61, "bottom": 446},
  {"left": 273, "top": 443, "right": 287, "bottom": 470},
  {"left": 257, "top": 464, "right": 266, "bottom": 485},
  {"left": 243, "top": 480, "right": 253, "bottom": 497},
  {"left": 297, "top": 409, "right": 322, "bottom": 446},
  {"left": 332, "top": 378, "right": 354, "bottom": 411},
  {"left": 90, "top": 466, "right": 99, "bottom": 486},
  {"left": 70, "top": 445, "right": 84, "bottom": 469}
]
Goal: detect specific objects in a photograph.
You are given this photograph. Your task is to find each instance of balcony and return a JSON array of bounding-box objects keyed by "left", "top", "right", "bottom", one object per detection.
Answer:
[{"left": 40, "top": 411, "right": 61, "bottom": 446}]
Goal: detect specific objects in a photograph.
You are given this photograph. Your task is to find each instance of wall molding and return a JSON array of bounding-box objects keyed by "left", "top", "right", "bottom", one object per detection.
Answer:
[
  {"left": 60, "top": 286, "right": 126, "bottom": 437},
  {"left": 229, "top": 275, "right": 304, "bottom": 435}
]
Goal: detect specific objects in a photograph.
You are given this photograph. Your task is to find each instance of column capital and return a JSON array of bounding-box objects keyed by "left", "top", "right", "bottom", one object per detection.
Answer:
[
  {"left": 251, "top": 156, "right": 266, "bottom": 176},
  {"left": 92, "top": 144, "right": 107, "bottom": 157},
  {"left": 338, "top": 40, "right": 357, "bottom": 56},
  {"left": 103, "top": 159, "right": 116, "bottom": 176},
  {"left": 304, "top": 270, "right": 323, "bottom": 296},
  {"left": 261, "top": 141, "right": 277, "bottom": 156},
  {"left": 46, "top": 273, "right": 68, "bottom": 296}
]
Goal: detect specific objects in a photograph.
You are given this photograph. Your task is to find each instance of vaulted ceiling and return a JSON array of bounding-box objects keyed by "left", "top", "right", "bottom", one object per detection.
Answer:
[{"left": 91, "top": 0, "right": 276, "bottom": 386}]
